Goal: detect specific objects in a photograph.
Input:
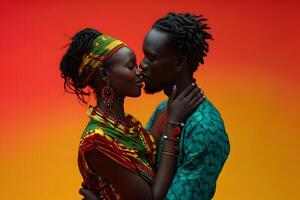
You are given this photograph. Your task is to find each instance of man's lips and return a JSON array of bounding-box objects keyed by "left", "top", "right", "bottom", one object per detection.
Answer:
[{"left": 141, "top": 73, "right": 150, "bottom": 81}]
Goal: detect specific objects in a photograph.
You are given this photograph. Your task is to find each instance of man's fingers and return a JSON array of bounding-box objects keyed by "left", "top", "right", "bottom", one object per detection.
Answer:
[
  {"left": 79, "top": 188, "right": 92, "bottom": 197},
  {"left": 79, "top": 188, "right": 87, "bottom": 196},
  {"left": 79, "top": 187, "right": 99, "bottom": 200},
  {"left": 81, "top": 182, "right": 87, "bottom": 189}
]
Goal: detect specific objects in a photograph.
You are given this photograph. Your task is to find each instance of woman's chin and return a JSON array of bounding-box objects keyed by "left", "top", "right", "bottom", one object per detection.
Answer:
[{"left": 130, "top": 89, "right": 142, "bottom": 97}]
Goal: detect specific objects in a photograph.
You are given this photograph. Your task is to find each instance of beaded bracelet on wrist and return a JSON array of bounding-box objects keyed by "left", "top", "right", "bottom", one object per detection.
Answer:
[{"left": 162, "top": 134, "right": 179, "bottom": 143}]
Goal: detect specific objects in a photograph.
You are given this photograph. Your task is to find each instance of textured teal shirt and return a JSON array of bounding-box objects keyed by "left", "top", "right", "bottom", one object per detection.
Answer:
[{"left": 146, "top": 99, "right": 230, "bottom": 200}]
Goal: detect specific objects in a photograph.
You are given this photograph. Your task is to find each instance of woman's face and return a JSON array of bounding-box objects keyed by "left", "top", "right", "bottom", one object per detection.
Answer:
[{"left": 105, "top": 46, "right": 142, "bottom": 98}]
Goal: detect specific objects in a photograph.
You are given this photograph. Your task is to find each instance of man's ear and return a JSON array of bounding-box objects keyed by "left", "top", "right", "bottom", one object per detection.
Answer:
[{"left": 175, "top": 56, "right": 187, "bottom": 72}]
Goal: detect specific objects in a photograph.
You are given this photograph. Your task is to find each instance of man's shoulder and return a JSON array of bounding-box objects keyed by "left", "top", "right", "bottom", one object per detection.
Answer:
[
  {"left": 183, "top": 99, "right": 229, "bottom": 151},
  {"left": 146, "top": 100, "right": 168, "bottom": 132},
  {"left": 155, "top": 99, "right": 168, "bottom": 111},
  {"left": 187, "top": 99, "right": 224, "bottom": 128}
]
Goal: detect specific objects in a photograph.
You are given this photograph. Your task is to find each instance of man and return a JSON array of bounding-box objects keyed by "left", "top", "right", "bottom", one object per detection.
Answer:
[{"left": 80, "top": 12, "right": 230, "bottom": 200}]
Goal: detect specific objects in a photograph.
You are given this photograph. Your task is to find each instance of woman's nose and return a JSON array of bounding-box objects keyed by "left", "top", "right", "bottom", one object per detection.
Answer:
[{"left": 135, "top": 68, "right": 141, "bottom": 76}]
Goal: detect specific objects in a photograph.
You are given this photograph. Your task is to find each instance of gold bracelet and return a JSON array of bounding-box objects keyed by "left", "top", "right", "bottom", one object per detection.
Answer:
[{"left": 162, "top": 151, "right": 178, "bottom": 158}]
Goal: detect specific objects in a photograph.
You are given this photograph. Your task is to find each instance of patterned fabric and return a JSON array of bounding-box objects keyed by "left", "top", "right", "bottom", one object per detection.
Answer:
[
  {"left": 78, "top": 106, "right": 156, "bottom": 199},
  {"left": 146, "top": 99, "right": 230, "bottom": 200},
  {"left": 78, "top": 34, "right": 126, "bottom": 86}
]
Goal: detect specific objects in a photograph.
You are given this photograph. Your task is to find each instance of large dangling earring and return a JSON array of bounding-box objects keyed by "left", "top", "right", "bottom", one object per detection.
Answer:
[{"left": 102, "top": 81, "right": 114, "bottom": 111}]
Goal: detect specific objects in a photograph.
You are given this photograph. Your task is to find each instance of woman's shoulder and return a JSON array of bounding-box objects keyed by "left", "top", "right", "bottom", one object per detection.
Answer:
[
  {"left": 79, "top": 126, "right": 110, "bottom": 148},
  {"left": 80, "top": 118, "right": 102, "bottom": 140}
]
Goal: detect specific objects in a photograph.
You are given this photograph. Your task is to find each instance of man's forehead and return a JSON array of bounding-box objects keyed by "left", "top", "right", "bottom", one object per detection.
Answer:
[{"left": 143, "top": 29, "right": 169, "bottom": 51}]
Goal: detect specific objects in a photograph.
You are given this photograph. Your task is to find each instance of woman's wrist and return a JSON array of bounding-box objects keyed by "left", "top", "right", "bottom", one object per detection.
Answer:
[
  {"left": 167, "top": 121, "right": 185, "bottom": 127},
  {"left": 162, "top": 134, "right": 179, "bottom": 154},
  {"left": 167, "top": 116, "right": 182, "bottom": 123},
  {"left": 166, "top": 122, "right": 183, "bottom": 137}
]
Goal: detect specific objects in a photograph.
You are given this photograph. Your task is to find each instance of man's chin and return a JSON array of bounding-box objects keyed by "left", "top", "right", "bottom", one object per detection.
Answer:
[{"left": 144, "top": 85, "right": 162, "bottom": 94}]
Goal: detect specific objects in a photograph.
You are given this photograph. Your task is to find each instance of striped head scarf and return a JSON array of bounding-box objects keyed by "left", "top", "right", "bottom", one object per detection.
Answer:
[{"left": 78, "top": 34, "right": 126, "bottom": 86}]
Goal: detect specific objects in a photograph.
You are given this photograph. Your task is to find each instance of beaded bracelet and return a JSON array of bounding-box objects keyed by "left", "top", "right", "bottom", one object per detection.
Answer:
[
  {"left": 166, "top": 122, "right": 184, "bottom": 136},
  {"left": 162, "top": 134, "right": 179, "bottom": 143}
]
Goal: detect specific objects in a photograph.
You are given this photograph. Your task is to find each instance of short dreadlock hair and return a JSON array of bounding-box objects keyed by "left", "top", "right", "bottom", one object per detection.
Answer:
[{"left": 153, "top": 12, "right": 213, "bottom": 73}]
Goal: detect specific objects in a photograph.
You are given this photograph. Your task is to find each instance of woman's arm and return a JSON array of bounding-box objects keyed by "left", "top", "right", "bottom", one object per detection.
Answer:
[
  {"left": 85, "top": 150, "right": 153, "bottom": 200},
  {"left": 148, "top": 108, "right": 167, "bottom": 144},
  {"left": 150, "top": 83, "right": 204, "bottom": 199},
  {"left": 84, "top": 124, "right": 178, "bottom": 200}
]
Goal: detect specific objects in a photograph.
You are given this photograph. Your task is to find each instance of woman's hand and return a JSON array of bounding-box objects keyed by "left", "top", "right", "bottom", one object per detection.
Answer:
[{"left": 167, "top": 83, "right": 205, "bottom": 123}]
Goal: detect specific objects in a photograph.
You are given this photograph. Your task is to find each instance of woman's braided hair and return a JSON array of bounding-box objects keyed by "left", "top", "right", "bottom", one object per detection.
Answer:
[{"left": 60, "top": 28, "right": 101, "bottom": 104}]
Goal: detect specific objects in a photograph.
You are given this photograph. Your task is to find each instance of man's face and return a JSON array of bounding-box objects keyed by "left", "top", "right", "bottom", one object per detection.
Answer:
[{"left": 140, "top": 28, "right": 179, "bottom": 94}]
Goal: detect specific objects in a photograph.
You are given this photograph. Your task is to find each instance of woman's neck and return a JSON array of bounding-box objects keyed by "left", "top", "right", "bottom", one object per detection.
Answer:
[{"left": 96, "top": 95, "right": 126, "bottom": 122}]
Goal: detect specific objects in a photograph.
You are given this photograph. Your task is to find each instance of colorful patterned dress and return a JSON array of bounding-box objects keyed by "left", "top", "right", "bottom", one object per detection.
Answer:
[{"left": 78, "top": 106, "right": 156, "bottom": 199}]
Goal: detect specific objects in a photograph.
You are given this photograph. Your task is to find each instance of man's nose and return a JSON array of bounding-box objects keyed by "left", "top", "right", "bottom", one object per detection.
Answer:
[{"left": 139, "top": 59, "right": 148, "bottom": 71}]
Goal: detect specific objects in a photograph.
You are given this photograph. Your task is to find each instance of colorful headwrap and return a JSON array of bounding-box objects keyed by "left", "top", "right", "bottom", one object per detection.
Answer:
[{"left": 78, "top": 34, "right": 126, "bottom": 86}]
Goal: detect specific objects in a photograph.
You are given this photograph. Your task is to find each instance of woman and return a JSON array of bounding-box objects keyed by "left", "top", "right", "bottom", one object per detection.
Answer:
[{"left": 60, "top": 28, "right": 204, "bottom": 200}]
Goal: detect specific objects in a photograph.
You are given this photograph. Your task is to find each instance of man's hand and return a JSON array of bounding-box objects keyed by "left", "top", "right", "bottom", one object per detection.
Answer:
[{"left": 79, "top": 187, "right": 100, "bottom": 200}]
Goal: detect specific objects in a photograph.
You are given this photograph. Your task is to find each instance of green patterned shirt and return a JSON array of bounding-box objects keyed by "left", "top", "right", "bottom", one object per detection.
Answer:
[{"left": 146, "top": 99, "right": 230, "bottom": 200}]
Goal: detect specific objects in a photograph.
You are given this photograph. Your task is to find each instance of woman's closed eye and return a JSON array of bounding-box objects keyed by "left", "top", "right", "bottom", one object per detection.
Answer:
[{"left": 128, "top": 63, "right": 137, "bottom": 70}]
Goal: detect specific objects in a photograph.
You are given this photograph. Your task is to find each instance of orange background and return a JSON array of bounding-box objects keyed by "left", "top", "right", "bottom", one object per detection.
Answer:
[{"left": 1, "top": 0, "right": 300, "bottom": 199}]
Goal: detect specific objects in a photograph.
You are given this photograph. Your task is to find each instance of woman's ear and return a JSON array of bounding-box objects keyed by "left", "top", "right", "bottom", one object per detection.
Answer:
[
  {"left": 175, "top": 56, "right": 187, "bottom": 72},
  {"left": 99, "top": 67, "right": 110, "bottom": 82}
]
